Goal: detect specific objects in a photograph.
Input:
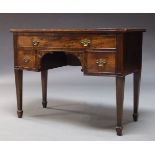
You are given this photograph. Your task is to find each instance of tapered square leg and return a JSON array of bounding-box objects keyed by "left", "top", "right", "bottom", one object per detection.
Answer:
[
  {"left": 41, "top": 70, "right": 48, "bottom": 108},
  {"left": 14, "top": 69, "right": 23, "bottom": 118},
  {"left": 133, "top": 71, "right": 141, "bottom": 121},
  {"left": 116, "top": 76, "right": 125, "bottom": 136}
]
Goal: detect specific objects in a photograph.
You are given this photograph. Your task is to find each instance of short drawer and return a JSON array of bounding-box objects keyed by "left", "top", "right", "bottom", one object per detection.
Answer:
[
  {"left": 86, "top": 52, "right": 116, "bottom": 74},
  {"left": 15, "top": 50, "right": 36, "bottom": 69},
  {"left": 17, "top": 34, "right": 116, "bottom": 49}
]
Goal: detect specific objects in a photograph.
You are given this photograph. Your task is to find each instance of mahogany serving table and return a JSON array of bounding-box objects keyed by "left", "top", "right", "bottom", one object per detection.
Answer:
[{"left": 11, "top": 28, "right": 146, "bottom": 136}]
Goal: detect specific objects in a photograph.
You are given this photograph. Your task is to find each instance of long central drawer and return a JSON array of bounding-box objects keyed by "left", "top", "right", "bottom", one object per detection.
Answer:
[{"left": 17, "top": 34, "right": 116, "bottom": 49}]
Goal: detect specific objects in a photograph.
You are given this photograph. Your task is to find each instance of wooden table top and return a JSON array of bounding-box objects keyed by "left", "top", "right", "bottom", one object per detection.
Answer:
[{"left": 10, "top": 28, "right": 146, "bottom": 33}]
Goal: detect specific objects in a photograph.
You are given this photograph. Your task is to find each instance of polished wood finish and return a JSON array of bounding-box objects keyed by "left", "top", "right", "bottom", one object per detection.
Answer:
[
  {"left": 17, "top": 35, "right": 116, "bottom": 49},
  {"left": 10, "top": 28, "right": 146, "bottom": 33},
  {"left": 116, "top": 76, "right": 125, "bottom": 136},
  {"left": 16, "top": 50, "right": 36, "bottom": 69},
  {"left": 133, "top": 71, "right": 141, "bottom": 121},
  {"left": 41, "top": 70, "right": 48, "bottom": 108},
  {"left": 11, "top": 28, "right": 145, "bottom": 136},
  {"left": 86, "top": 52, "right": 116, "bottom": 74},
  {"left": 14, "top": 69, "right": 23, "bottom": 118}
]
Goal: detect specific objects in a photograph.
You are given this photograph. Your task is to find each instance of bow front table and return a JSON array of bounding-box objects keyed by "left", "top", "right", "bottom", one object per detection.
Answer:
[{"left": 10, "top": 28, "right": 146, "bottom": 136}]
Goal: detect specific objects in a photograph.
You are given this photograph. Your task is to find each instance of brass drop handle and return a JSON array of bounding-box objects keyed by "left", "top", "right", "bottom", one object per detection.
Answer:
[
  {"left": 32, "top": 40, "right": 40, "bottom": 47},
  {"left": 23, "top": 57, "right": 30, "bottom": 64},
  {"left": 80, "top": 39, "right": 91, "bottom": 47},
  {"left": 96, "top": 59, "right": 107, "bottom": 67}
]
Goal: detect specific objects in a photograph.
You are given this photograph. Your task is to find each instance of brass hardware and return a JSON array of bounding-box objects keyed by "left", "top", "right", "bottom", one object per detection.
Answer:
[
  {"left": 96, "top": 59, "right": 107, "bottom": 67},
  {"left": 32, "top": 40, "right": 40, "bottom": 47},
  {"left": 23, "top": 57, "right": 30, "bottom": 64},
  {"left": 80, "top": 39, "right": 91, "bottom": 47}
]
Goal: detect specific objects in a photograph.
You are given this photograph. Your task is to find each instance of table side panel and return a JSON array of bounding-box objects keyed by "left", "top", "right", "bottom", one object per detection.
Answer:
[{"left": 124, "top": 32, "right": 143, "bottom": 74}]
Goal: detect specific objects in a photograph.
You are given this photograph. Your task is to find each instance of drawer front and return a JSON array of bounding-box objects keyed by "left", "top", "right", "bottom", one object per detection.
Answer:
[
  {"left": 16, "top": 50, "right": 36, "bottom": 69},
  {"left": 86, "top": 52, "right": 116, "bottom": 74},
  {"left": 17, "top": 34, "right": 116, "bottom": 49}
]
